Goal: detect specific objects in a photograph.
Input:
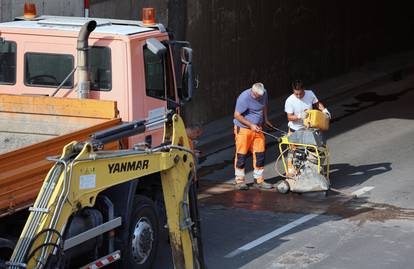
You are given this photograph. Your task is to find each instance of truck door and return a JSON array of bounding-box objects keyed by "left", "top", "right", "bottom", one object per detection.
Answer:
[{"left": 142, "top": 42, "right": 177, "bottom": 146}]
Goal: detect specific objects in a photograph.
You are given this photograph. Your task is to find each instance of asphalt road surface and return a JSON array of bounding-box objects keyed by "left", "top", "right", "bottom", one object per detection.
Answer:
[{"left": 155, "top": 73, "right": 414, "bottom": 269}]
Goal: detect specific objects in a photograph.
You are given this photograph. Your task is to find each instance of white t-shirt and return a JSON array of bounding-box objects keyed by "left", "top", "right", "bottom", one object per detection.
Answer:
[{"left": 285, "top": 90, "right": 319, "bottom": 130}]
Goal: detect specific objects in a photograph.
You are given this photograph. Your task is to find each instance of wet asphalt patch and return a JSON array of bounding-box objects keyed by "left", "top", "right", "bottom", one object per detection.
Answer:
[{"left": 198, "top": 183, "right": 414, "bottom": 225}]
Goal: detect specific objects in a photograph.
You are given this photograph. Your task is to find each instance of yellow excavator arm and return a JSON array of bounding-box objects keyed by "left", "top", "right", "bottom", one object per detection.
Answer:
[{"left": 7, "top": 113, "right": 203, "bottom": 269}]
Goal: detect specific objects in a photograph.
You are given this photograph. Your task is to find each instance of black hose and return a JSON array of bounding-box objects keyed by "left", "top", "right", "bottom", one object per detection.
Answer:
[
  {"left": 24, "top": 242, "right": 63, "bottom": 266},
  {"left": 23, "top": 228, "right": 64, "bottom": 267}
]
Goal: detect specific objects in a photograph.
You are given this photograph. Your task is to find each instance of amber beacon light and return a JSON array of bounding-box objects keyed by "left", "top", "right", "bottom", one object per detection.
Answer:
[
  {"left": 24, "top": 2, "right": 37, "bottom": 19},
  {"left": 142, "top": 8, "right": 155, "bottom": 25}
]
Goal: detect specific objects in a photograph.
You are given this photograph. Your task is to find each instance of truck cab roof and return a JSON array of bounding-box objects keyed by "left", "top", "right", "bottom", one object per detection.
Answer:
[{"left": 0, "top": 15, "right": 166, "bottom": 37}]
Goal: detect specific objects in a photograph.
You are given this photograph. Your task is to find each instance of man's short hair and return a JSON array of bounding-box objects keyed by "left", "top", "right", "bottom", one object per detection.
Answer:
[
  {"left": 252, "top": 82, "right": 265, "bottom": 96},
  {"left": 291, "top": 80, "right": 304, "bottom": 91}
]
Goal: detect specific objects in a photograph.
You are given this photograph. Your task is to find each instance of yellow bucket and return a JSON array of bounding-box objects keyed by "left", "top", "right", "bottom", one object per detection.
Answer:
[{"left": 303, "top": 110, "right": 330, "bottom": 131}]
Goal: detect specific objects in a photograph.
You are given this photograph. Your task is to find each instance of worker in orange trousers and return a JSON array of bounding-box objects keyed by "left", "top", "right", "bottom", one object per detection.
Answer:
[{"left": 233, "top": 82, "right": 275, "bottom": 190}]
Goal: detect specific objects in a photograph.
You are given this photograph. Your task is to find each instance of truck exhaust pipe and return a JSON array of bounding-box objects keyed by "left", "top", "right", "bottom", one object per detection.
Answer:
[{"left": 77, "top": 20, "right": 97, "bottom": 99}]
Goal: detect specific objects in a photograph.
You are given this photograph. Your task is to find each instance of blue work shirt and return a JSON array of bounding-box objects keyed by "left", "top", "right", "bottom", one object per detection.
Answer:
[{"left": 233, "top": 88, "right": 268, "bottom": 128}]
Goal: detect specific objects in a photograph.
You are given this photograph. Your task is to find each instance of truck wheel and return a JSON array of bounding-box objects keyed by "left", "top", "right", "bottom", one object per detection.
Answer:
[{"left": 124, "top": 195, "right": 159, "bottom": 269}]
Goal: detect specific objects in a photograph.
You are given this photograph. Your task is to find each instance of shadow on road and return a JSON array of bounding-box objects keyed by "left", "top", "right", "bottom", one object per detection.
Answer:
[{"left": 329, "top": 162, "right": 392, "bottom": 189}]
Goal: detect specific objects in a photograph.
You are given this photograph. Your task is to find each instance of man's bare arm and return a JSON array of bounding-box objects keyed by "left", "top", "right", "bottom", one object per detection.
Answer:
[
  {"left": 263, "top": 104, "right": 275, "bottom": 128},
  {"left": 315, "top": 101, "right": 326, "bottom": 111},
  {"left": 263, "top": 104, "right": 269, "bottom": 123},
  {"left": 287, "top": 112, "right": 301, "bottom": 122},
  {"left": 315, "top": 101, "right": 331, "bottom": 118},
  {"left": 234, "top": 111, "right": 261, "bottom": 132}
]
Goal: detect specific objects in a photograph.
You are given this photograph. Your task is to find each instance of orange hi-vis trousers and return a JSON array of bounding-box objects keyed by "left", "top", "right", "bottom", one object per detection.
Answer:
[{"left": 234, "top": 125, "right": 265, "bottom": 184}]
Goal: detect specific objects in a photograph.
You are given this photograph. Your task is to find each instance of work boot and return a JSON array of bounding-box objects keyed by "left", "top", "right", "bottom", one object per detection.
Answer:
[
  {"left": 234, "top": 177, "right": 249, "bottom": 190},
  {"left": 234, "top": 182, "right": 249, "bottom": 190},
  {"left": 234, "top": 176, "right": 249, "bottom": 191},
  {"left": 254, "top": 180, "right": 273, "bottom": 189}
]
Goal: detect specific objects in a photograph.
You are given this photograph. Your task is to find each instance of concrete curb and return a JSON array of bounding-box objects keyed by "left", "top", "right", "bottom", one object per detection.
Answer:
[{"left": 196, "top": 50, "right": 414, "bottom": 159}]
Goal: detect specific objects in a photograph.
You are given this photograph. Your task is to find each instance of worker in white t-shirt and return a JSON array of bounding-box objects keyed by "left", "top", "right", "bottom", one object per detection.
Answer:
[{"left": 285, "top": 80, "right": 331, "bottom": 132}]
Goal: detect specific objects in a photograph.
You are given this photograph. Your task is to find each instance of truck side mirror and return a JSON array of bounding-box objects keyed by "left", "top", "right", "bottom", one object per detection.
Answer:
[
  {"left": 180, "top": 47, "right": 193, "bottom": 103},
  {"left": 146, "top": 38, "right": 167, "bottom": 57}
]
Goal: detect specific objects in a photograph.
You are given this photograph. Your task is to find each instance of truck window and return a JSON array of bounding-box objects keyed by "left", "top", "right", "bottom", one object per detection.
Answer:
[
  {"left": 25, "top": 53, "right": 73, "bottom": 88},
  {"left": 0, "top": 41, "right": 17, "bottom": 85},
  {"left": 90, "top": 46, "right": 112, "bottom": 91},
  {"left": 143, "top": 46, "right": 175, "bottom": 105},
  {"left": 144, "top": 47, "right": 165, "bottom": 99}
]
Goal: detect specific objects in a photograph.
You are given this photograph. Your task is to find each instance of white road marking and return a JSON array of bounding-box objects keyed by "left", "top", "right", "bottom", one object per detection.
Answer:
[
  {"left": 351, "top": 186, "right": 375, "bottom": 197},
  {"left": 225, "top": 214, "right": 318, "bottom": 258},
  {"left": 224, "top": 186, "right": 375, "bottom": 258}
]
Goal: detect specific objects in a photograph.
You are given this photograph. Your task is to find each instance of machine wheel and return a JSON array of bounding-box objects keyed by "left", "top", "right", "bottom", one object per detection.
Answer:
[
  {"left": 276, "top": 180, "right": 290, "bottom": 194},
  {"left": 123, "top": 195, "right": 159, "bottom": 269}
]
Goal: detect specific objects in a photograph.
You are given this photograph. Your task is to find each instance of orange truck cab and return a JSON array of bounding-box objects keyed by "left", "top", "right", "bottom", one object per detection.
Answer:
[{"left": 0, "top": 15, "right": 194, "bottom": 147}]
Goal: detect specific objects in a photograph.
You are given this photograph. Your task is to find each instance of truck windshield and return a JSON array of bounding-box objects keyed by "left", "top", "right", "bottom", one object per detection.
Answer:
[
  {"left": 0, "top": 41, "right": 17, "bottom": 85},
  {"left": 25, "top": 52, "right": 73, "bottom": 88}
]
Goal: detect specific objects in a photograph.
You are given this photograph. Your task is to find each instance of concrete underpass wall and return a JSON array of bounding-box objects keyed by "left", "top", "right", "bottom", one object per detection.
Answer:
[
  {"left": 185, "top": 1, "right": 414, "bottom": 125},
  {"left": 1, "top": 1, "right": 414, "bottom": 126},
  {"left": 86, "top": 0, "right": 168, "bottom": 25}
]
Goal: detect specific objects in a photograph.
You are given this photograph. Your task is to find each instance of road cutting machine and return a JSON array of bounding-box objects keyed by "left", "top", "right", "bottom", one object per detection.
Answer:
[
  {"left": 1, "top": 112, "right": 204, "bottom": 269},
  {"left": 274, "top": 110, "right": 330, "bottom": 193}
]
